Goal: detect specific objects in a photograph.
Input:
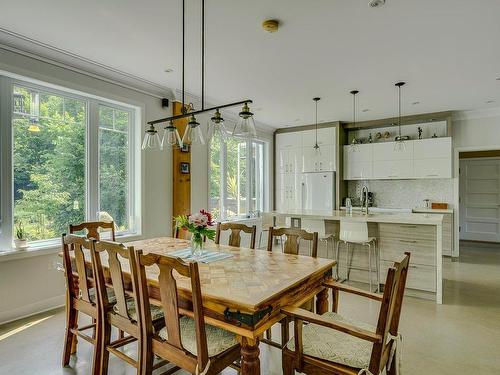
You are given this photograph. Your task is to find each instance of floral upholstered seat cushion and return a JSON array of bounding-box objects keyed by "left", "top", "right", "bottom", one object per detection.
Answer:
[
  {"left": 286, "top": 312, "right": 375, "bottom": 369},
  {"left": 88, "top": 287, "right": 116, "bottom": 304},
  {"left": 158, "top": 317, "right": 239, "bottom": 357},
  {"left": 113, "top": 298, "right": 164, "bottom": 322}
]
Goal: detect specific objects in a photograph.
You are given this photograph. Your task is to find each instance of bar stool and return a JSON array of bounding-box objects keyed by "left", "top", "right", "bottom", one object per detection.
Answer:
[
  {"left": 301, "top": 218, "right": 336, "bottom": 259},
  {"left": 336, "top": 219, "right": 380, "bottom": 292}
]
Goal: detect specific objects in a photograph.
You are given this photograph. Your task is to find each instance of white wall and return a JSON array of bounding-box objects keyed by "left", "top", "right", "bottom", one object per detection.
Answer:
[
  {"left": 0, "top": 48, "right": 173, "bottom": 324},
  {"left": 453, "top": 111, "right": 500, "bottom": 149}
]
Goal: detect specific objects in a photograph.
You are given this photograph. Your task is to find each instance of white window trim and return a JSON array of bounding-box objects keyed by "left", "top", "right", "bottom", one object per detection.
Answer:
[
  {"left": 208, "top": 136, "right": 268, "bottom": 221},
  {"left": 0, "top": 74, "right": 142, "bottom": 252}
]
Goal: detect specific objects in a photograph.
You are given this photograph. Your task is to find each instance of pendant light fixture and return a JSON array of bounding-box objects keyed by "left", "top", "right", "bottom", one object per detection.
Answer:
[
  {"left": 313, "top": 97, "right": 321, "bottom": 156},
  {"left": 183, "top": 115, "right": 205, "bottom": 145},
  {"left": 143, "top": 0, "right": 254, "bottom": 149},
  {"left": 349, "top": 90, "right": 360, "bottom": 152},
  {"left": 141, "top": 124, "right": 162, "bottom": 150},
  {"left": 207, "top": 109, "right": 228, "bottom": 141},
  {"left": 161, "top": 121, "right": 183, "bottom": 148},
  {"left": 394, "top": 81, "right": 407, "bottom": 151},
  {"left": 232, "top": 103, "right": 257, "bottom": 138}
]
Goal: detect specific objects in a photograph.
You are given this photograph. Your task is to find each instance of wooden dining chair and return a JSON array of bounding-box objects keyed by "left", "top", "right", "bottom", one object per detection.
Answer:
[
  {"left": 266, "top": 226, "right": 319, "bottom": 257},
  {"left": 135, "top": 251, "right": 241, "bottom": 375},
  {"left": 215, "top": 222, "right": 257, "bottom": 249},
  {"left": 264, "top": 227, "right": 319, "bottom": 347},
  {"left": 69, "top": 220, "right": 116, "bottom": 241},
  {"left": 91, "top": 240, "right": 168, "bottom": 374},
  {"left": 61, "top": 234, "right": 106, "bottom": 374},
  {"left": 281, "top": 252, "right": 411, "bottom": 375}
]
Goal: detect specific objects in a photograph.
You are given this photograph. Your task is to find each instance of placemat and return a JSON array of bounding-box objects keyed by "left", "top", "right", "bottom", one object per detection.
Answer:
[{"left": 169, "top": 248, "right": 234, "bottom": 263}]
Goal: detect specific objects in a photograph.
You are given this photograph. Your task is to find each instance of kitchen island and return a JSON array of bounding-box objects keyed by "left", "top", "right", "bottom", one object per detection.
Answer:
[{"left": 272, "top": 209, "right": 444, "bottom": 303}]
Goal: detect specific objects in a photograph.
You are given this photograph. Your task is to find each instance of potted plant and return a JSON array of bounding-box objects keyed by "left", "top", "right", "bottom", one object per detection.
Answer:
[
  {"left": 14, "top": 222, "right": 28, "bottom": 249},
  {"left": 175, "top": 210, "right": 215, "bottom": 257}
]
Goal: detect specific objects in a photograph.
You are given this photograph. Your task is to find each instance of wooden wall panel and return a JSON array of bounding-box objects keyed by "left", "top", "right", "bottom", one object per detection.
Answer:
[{"left": 172, "top": 102, "right": 190, "bottom": 238}]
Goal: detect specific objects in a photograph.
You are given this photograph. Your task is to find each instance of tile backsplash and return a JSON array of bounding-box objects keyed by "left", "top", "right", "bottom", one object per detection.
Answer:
[{"left": 347, "top": 179, "right": 454, "bottom": 209}]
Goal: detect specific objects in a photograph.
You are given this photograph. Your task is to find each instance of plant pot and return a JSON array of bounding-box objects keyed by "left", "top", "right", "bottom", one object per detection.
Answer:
[{"left": 14, "top": 239, "right": 28, "bottom": 249}]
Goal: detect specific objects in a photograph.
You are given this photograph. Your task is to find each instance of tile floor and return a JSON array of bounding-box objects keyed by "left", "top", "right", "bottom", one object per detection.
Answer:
[{"left": 0, "top": 241, "right": 499, "bottom": 374}]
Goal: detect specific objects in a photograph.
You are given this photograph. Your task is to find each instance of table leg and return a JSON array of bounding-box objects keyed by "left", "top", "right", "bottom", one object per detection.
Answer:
[
  {"left": 316, "top": 287, "right": 329, "bottom": 315},
  {"left": 241, "top": 337, "right": 260, "bottom": 375}
]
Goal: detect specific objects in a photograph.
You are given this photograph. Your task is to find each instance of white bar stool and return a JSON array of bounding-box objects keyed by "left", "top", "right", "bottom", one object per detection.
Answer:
[
  {"left": 336, "top": 219, "right": 380, "bottom": 292},
  {"left": 301, "top": 218, "right": 336, "bottom": 259}
]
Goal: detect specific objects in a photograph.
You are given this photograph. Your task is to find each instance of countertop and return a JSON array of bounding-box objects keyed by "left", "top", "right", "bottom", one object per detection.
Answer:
[
  {"left": 412, "top": 208, "right": 454, "bottom": 214},
  {"left": 272, "top": 209, "right": 444, "bottom": 225}
]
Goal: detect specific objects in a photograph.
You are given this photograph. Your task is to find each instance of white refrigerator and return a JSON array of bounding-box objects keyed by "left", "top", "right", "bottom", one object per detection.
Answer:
[{"left": 301, "top": 172, "right": 336, "bottom": 211}]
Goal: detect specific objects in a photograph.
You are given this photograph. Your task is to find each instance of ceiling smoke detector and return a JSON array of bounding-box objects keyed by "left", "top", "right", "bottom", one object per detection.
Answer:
[{"left": 369, "top": 0, "right": 385, "bottom": 8}]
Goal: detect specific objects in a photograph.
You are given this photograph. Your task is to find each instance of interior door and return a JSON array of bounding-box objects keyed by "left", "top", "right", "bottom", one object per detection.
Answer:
[{"left": 459, "top": 158, "right": 500, "bottom": 242}]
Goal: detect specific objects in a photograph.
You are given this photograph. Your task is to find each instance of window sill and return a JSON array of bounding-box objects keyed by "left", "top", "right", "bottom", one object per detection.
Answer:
[{"left": 0, "top": 233, "right": 144, "bottom": 263}]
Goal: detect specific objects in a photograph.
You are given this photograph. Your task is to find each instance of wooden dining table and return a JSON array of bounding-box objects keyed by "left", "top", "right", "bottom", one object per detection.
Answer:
[{"left": 74, "top": 236, "right": 336, "bottom": 375}]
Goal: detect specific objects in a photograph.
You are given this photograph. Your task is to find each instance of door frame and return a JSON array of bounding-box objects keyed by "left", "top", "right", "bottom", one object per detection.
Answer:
[{"left": 453, "top": 145, "right": 500, "bottom": 257}]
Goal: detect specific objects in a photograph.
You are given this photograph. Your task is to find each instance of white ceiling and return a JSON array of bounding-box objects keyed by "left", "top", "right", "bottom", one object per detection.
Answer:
[{"left": 0, "top": 0, "right": 499, "bottom": 128}]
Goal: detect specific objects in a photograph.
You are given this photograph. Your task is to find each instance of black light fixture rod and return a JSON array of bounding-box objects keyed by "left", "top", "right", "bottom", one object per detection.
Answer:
[
  {"left": 395, "top": 82, "right": 405, "bottom": 135},
  {"left": 148, "top": 99, "right": 253, "bottom": 125},
  {"left": 182, "top": 0, "right": 185, "bottom": 112},
  {"left": 201, "top": 0, "right": 205, "bottom": 111}
]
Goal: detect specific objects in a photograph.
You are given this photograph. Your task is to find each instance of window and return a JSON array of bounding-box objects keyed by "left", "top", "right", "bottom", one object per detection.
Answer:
[
  {"left": 0, "top": 77, "right": 141, "bottom": 248},
  {"left": 209, "top": 134, "right": 266, "bottom": 221}
]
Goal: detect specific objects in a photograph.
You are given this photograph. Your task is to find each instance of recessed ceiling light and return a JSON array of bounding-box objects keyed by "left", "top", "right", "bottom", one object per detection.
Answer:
[
  {"left": 496, "top": 77, "right": 500, "bottom": 81},
  {"left": 412, "top": 101, "right": 420, "bottom": 105},
  {"left": 164, "top": 68, "right": 174, "bottom": 73},
  {"left": 362, "top": 109, "right": 371, "bottom": 112},
  {"left": 368, "top": 0, "right": 385, "bottom": 8},
  {"left": 485, "top": 99, "right": 495, "bottom": 104}
]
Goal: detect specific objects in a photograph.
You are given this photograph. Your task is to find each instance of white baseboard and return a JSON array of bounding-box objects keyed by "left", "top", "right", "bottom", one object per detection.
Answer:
[{"left": 0, "top": 294, "right": 65, "bottom": 326}]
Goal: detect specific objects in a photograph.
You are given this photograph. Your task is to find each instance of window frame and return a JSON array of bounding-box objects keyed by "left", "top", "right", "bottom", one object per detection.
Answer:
[
  {"left": 208, "top": 135, "right": 268, "bottom": 221},
  {"left": 0, "top": 74, "right": 142, "bottom": 250}
]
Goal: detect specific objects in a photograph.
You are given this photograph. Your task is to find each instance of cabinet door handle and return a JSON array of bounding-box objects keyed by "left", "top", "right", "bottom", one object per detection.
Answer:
[
  {"left": 400, "top": 225, "right": 418, "bottom": 228},
  {"left": 426, "top": 174, "right": 439, "bottom": 177},
  {"left": 319, "top": 162, "right": 323, "bottom": 170},
  {"left": 399, "top": 239, "right": 418, "bottom": 244}
]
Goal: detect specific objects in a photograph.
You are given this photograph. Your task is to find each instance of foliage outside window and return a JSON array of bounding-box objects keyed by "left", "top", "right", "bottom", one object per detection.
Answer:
[
  {"left": 209, "top": 133, "right": 266, "bottom": 221},
  {"left": 9, "top": 82, "right": 138, "bottom": 245}
]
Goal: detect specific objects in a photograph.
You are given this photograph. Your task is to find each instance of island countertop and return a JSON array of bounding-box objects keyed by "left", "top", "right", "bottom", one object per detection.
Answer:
[{"left": 271, "top": 209, "right": 444, "bottom": 226}]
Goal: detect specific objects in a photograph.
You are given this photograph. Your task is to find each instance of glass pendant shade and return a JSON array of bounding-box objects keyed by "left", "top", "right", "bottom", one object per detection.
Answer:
[
  {"left": 232, "top": 103, "right": 257, "bottom": 138},
  {"left": 183, "top": 115, "right": 205, "bottom": 145},
  {"left": 207, "top": 109, "right": 229, "bottom": 141},
  {"left": 394, "top": 139, "right": 406, "bottom": 152},
  {"left": 141, "top": 124, "right": 162, "bottom": 150},
  {"left": 161, "top": 122, "right": 183, "bottom": 148}
]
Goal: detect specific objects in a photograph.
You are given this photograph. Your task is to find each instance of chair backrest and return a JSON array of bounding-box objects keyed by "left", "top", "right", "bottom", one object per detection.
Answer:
[
  {"left": 61, "top": 233, "right": 94, "bottom": 303},
  {"left": 215, "top": 222, "right": 257, "bottom": 249},
  {"left": 91, "top": 240, "right": 137, "bottom": 321},
  {"left": 135, "top": 251, "right": 209, "bottom": 372},
  {"left": 339, "top": 219, "right": 369, "bottom": 243},
  {"left": 69, "top": 221, "right": 116, "bottom": 241},
  {"left": 301, "top": 219, "right": 327, "bottom": 238},
  {"left": 369, "top": 252, "right": 411, "bottom": 374},
  {"left": 267, "top": 227, "right": 319, "bottom": 257}
]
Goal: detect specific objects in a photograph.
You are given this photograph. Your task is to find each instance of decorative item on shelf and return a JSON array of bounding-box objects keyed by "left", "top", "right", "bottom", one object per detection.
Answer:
[
  {"left": 349, "top": 90, "right": 360, "bottom": 152},
  {"left": 424, "top": 199, "right": 431, "bottom": 209},
  {"left": 312, "top": 97, "right": 322, "bottom": 156},
  {"left": 394, "top": 81, "right": 409, "bottom": 151},
  {"left": 180, "top": 162, "right": 190, "bottom": 174},
  {"left": 142, "top": 0, "right": 255, "bottom": 149},
  {"left": 175, "top": 210, "right": 216, "bottom": 258},
  {"left": 368, "top": 133, "right": 373, "bottom": 143},
  {"left": 383, "top": 131, "right": 391, "bottom": 140},
  {"left": 161, "top": 121, "right": 183, "bottom": 148},
  {"left": 432, "top": 202, "right": 448, "bottom": 209},
  {"left": 232, "top": 102, "right": 257, "bottom": 138},
  {"left": 141, "top": 124, "right": 162, "bottom": 150},
  {"left": 376, "top": 132, "right": 382, "bottom": 140},
  {"left": 14, "top": 222, "right": 28, "bottom": 249},
  {"left": 418, "top": 126, "right": 423, "bottom": 140},
  {"left": 432, "top": 133, "right": 438, "bottom": 138}
]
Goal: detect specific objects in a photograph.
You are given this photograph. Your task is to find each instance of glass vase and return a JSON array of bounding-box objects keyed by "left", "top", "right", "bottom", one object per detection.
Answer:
[{"left": 190, "top": 234, "right": 204, "bottom": 258}]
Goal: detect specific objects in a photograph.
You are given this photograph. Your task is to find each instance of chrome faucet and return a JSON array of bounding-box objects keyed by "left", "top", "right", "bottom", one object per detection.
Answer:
[{"left": 361, "top": 185, "right": 369, "bottom": 215}]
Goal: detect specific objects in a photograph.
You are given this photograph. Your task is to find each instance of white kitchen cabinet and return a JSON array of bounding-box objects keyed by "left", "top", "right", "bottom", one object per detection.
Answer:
[
  {"left": 343, "top": 137, "right": 452, "bottom": 180},
  {"left": 277, "top": 174, "right": 302, "bottom": 211},
  {"left": 302, "top": 145, "right": 335, "bottom": 172},
  {"left": 278, "top": 148, "right": 302, "bottom": 174},
  {"left": 302, "top": 128, "right": 335, "bottom": 147}
]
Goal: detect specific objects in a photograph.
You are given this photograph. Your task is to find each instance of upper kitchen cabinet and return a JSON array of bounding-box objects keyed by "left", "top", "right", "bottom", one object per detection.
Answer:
[
  {"left": 413, "top": 137, "right": 452, "bottom": 178},
  {"left": 302, "top": 128, "right": 336, "bottom": 172},
  {"left": 343, "top": 137, "right": 452, "bottom": 180},
  {"left": 372, "top": 141, "right": 414, "bottom": 179},
  {"left": 276, "top": 132, "right": 302, "bottom": 174},
  {"left": 343, "top": 143, "right": 373, "bottom": 180}
]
